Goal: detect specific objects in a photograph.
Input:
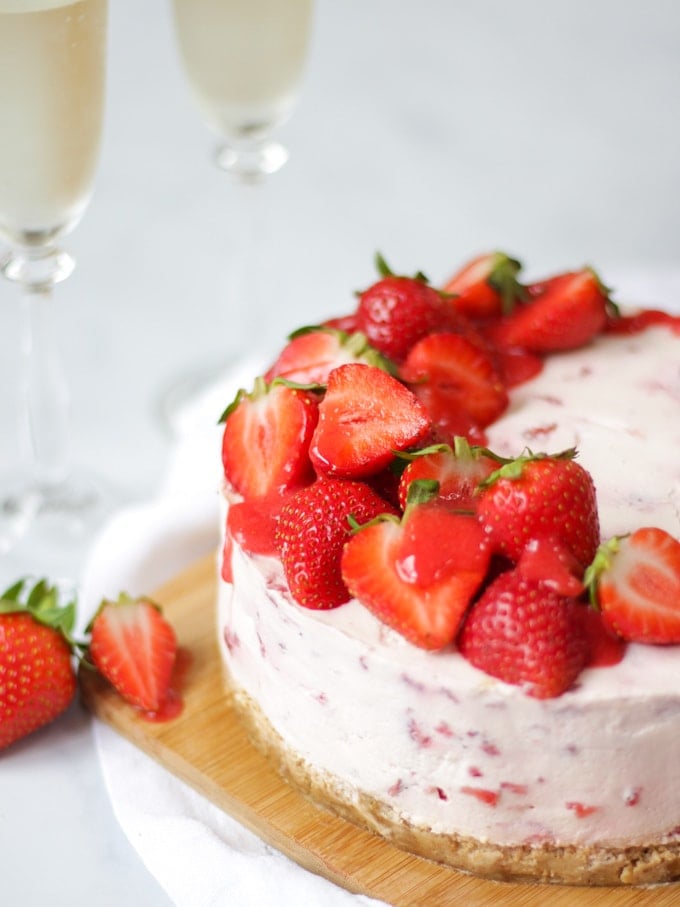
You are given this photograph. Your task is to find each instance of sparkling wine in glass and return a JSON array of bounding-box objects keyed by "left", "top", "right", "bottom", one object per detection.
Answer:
[
  {"left": 0, "top": 0, "right": 108, "bottom": 574},
  {"left": 162, "top": 0, "right": 314, "bottom": 430}
]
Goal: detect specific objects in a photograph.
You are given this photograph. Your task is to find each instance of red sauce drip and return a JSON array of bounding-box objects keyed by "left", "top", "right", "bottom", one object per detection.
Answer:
[
  {"left": 605, "top": 309, "right": 680, "bottom": 335},
  {"left": 139, "top": 647, "right": 192, "bottom": 723}
]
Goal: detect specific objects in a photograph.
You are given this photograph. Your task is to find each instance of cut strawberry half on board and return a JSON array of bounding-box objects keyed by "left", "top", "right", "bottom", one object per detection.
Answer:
[
  {"left": 274, "top": 478, "right": 397, "bottom": 609},
  {"left": 355, "top": 255, "right": 454, "bottom": 363},
  {"left": 476, "top": 448, "right": 600, "bottom": 569},
  {"left": 585, "top": 527, "right": 680, "bottom": 643},
  {"left": 489, "top": 267, "right": 613, "bottom": 353},
  {"left": 441, "top": 251, "right": 526, "bottom": 321},
  {"left": 309, "top": 363, "right": 431, "bottom": 478},
  {"left": 221, "top": 378, "right": 319, "bottom": 499},
  {"left": 342, "top": 490, "right": 490, "bottom": 649},
  {"left": 400, "top": 332, "right": 509, "bottom": 432},
  {"left": 458, "top": 569, "right": 589, "bottom": 698},
  {"left": 264, "top": 326, "right": 393, "bottom": 386},
  {"left": 397, "top": 437, "right": 498, "bottom": 511},
  {"left": 88, "top": 594, "right": 178, "bottom": 714}
]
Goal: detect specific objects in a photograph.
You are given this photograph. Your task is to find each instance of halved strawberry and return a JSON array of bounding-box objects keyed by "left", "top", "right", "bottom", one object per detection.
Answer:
[
  {"left": 585, "top": 527, "right": 680, "bottom": 643},
  {"left": 441, "top": 251, "right": 526, "bottom": 321},
  {"left": 221, "top": 378, "right": 319, "bottom": 499},
  {"left": 341, "top": 491, "right": 490, "bottom": 649},
  {"left": 397, "top": 437, "right": 498, "bottom": 511},
  {"left": 274, "top": 478, "right": 397, "bottom": 609},
  {"left": 489, "top": 268, "right": 613, "bottom": 353},
  {"left": 89, "top": 594, "right": 178, "bottom": 714},
  {"left": 400, "top": 332, "right": 509, "bottom": 435},
  {"left": 458, "top": 569, "right": 589, "bottom": 698},
  {"left": 264, "top": 326, "right": 392, "bottom": 386},
  {"left": 309, "top": 363, "right": 431, "bottom": 479},
  {"left": 355, "top": 256, "right": 454, "bottom": 363}
]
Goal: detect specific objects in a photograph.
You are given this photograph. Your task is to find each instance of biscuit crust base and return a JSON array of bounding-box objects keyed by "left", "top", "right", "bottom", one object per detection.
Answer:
[{"left": 225, "top": 677, "right": 680, "bottom": 888}]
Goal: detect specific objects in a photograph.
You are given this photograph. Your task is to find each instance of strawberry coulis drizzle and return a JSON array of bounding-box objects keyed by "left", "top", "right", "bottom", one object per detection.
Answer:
[{"left": 138, "top": 646, "right": 192, "bottom": 723}]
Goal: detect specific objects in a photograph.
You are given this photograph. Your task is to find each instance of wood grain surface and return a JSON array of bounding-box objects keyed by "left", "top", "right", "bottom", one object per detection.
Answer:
[{"left": 79, "top": 553, "right": 680, "bottom": 907}]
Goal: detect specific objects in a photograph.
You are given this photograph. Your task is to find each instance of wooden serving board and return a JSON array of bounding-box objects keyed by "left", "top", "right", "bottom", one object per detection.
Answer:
[{"left": 80, "top": 554, "right": 680, "bottom": 907}]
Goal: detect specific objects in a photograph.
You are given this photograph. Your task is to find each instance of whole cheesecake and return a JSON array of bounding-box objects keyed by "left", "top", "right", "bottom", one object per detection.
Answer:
[{"left": 217, "top": 254, "right": 680, "bottom": 886}]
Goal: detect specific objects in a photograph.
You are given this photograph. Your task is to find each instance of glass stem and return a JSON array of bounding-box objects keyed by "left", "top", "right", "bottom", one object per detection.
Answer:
[{"left": 20, "top": 277, "right": 71, "bottom": 491}]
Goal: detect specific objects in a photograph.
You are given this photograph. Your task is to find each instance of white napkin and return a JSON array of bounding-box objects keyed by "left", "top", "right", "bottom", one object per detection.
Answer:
[{"left": 80, "top": 356, "right": 387, "bottom": 907}]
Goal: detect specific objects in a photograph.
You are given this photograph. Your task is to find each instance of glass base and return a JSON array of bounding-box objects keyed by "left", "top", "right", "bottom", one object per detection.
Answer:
[
  {"left": 0, "top": 471, "right": 117, "bottom": 588},
  {"left": 215, "top": 139, "right": 289, "bottom": 183}
]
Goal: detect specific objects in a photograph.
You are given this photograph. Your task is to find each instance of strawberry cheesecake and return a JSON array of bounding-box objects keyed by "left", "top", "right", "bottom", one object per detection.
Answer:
[{"left": 217, "top": 253, "right": 680, "bottom": 886}]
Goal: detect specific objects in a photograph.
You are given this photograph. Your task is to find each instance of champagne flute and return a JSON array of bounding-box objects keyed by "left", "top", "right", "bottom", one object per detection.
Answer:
[
  {"left": 0, "top": 0, "right": 108, "bottom": 572},
  {"left": 161, "top": 0, "right": 314, "bottom": 432}
]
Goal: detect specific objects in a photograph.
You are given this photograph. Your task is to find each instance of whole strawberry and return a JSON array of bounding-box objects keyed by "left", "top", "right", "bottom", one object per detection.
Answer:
[
  {"left": 476, "top": 449, "right": 600, "bottom": 569},
  {"left": 458, "top": 569, "right": 589, "bottom": 698},
  {"left": 0, "top": 579, "right": 77, "bottom": 750},
  {"left": 274, "top": 478, "right": 397, "bottom": 609},
  {"left": 356, "top": 254, "right": 454, "bottom": 363}
]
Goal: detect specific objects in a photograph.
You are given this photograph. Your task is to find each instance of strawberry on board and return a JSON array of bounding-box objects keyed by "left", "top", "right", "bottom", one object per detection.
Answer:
[
  {"left": 274, "top": 478, "right": 397, "bottom": 609},
  {"left": 88, "top": 594, "right": 178, "bottom": 715},
  {"left": 476, "top": 448, "right": 600, "bottom": 569},
  {"left": 488, "top": 267, "right": 614, "bottom": 354},
  {"left": 0, "top": 579, "right": 78, "bottom": 750},
  {"left": 341, "top": 483, "right": 491, "bottom": 650},
  {"left": 585, "top": 527, "right": 680, "bottom": 643},
  {"left": 397, "top": 437, "right": 499, "bottom": 511},
  {"left": 309, "top": 363, "right": 431, "bottom": 479},
  {"left": 264, "top": 326, "right": 393, "bottom": 386},
  {"left": 457, "top": 569, "right": 589, "bottom": 698},
  {"left": 441, "top": 251, "right": 526, "bottom": 321},
  {"left": 221, "top": 377, "right": 319, "bottom": 499},
  {"left": 355, "top": 254, "right": 454, "bottom": 363},
  {"left": 400, "top": 332, "right": 509, "bottom": 436}
]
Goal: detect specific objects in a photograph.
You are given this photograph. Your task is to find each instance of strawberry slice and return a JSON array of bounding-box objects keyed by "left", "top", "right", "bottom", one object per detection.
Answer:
[
  {"left": 488, "top": 268, "right": 613, "bottom": 353},
  {"left": 264, "top": 326, "right": 392, "bottom": 386},
  {"left": 341, "top": 496, "right": 490, "bottom": 649},
  {"left": 585, "top": 527, "right": 680, "bottom": 643},
  {"left": 221, "top": 378, "right": 319, "bottom": 499},
  {"left": 89, "top": 594, "right": 178, "bottom": 714},
  {"left": 309, "top": 363, "right": 431, "bottom": 479},
  {"left": 397, "top": 437, "right": 498, "bottom": 511},
  {"left": 458, "top": 569, "right": 589, "bottom": 698},
  {"left": 274, "top": 478, "right": 397, "bottom": 609},
  {"left": 441, "top": 251, "right": 526, "bottom": 321},
  {"left": 400, "top": 332, "right": 509, "bottom": 433}
]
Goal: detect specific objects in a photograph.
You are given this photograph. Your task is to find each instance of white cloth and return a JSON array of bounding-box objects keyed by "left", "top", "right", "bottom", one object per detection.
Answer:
[{"left": 80, "top": 356, "right": 387, "bottom": 907}]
